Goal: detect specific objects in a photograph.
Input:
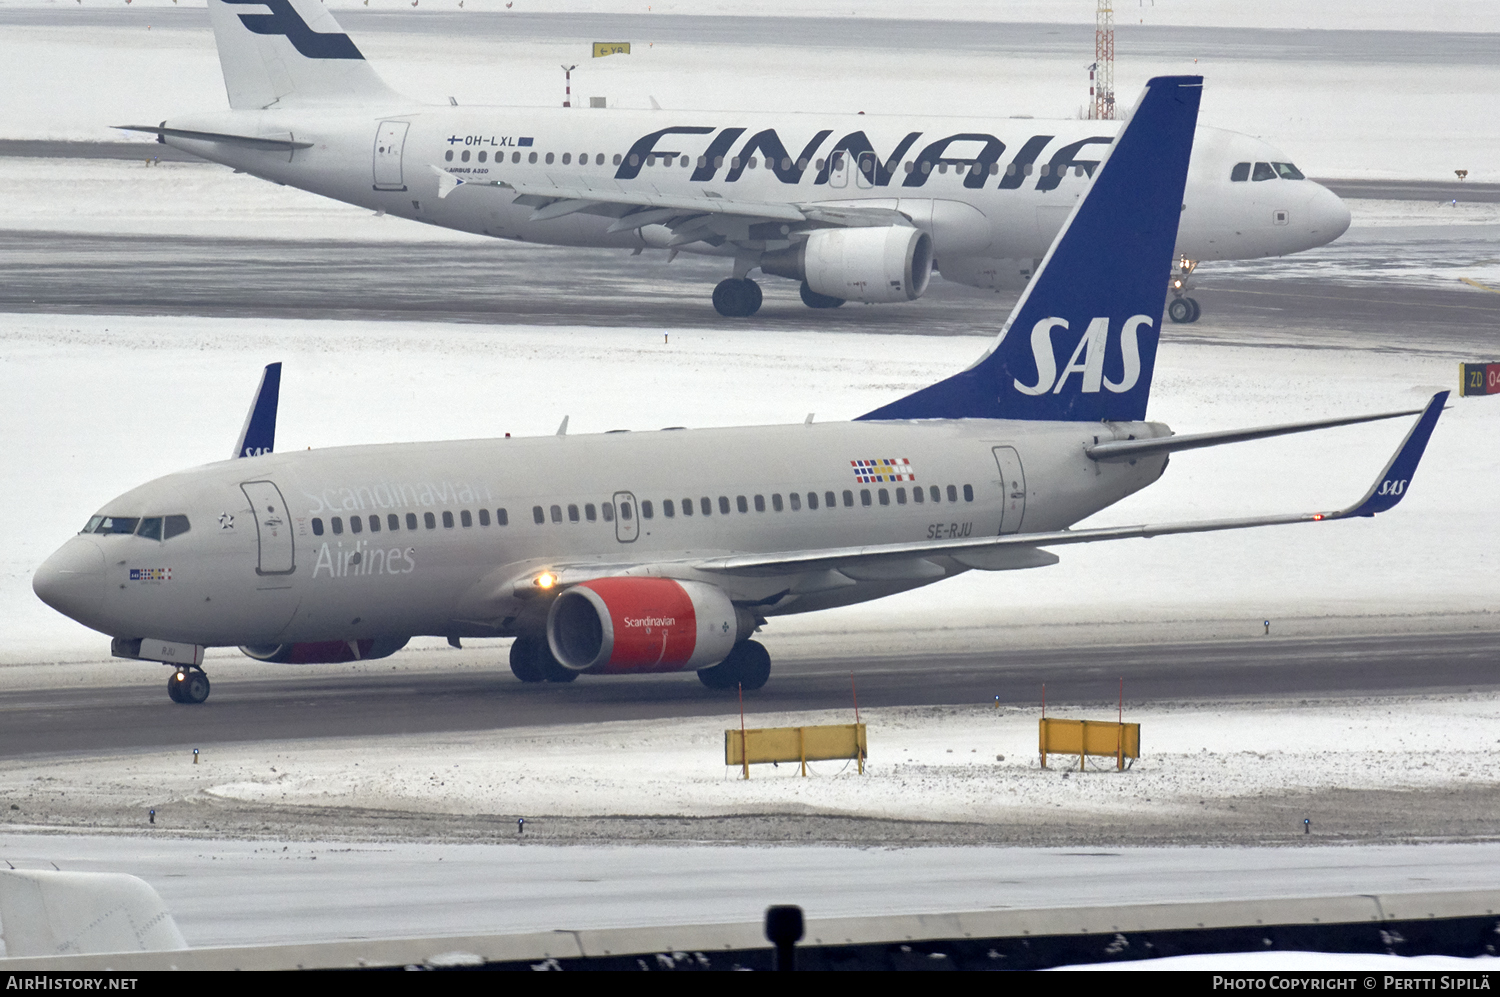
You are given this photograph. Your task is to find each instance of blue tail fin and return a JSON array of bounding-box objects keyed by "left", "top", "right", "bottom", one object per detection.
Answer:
[
  {"left": 233, "top": 362, "right": 281, "bottom": 459},
  {"left": 859, "top": 75, "right": 1203, "bottom": 423}
]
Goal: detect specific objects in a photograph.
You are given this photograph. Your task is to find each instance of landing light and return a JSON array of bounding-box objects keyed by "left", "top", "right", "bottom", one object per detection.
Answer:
[
  {"left": 175, "top": 670, "right": 186, "bottom": 680},
  {"left": 534, "top": 572, "right": 558, "bottom": 590}
]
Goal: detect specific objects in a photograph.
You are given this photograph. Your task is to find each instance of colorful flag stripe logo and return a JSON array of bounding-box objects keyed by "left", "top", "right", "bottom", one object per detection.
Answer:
[
  {"left": 129, "top": 568, "right": 172, "bottom": 582},
  {"left": 851, "top": 458, "right": 915, "bottom": 483}
]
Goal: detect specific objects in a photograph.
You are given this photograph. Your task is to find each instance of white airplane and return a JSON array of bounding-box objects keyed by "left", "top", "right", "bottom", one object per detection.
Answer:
[
  {"left": 40, "top": 76, "right": 1441, "bottom": 706},
  {"left": 119, "top": 0, "right": 1350, "bottom": 321}
]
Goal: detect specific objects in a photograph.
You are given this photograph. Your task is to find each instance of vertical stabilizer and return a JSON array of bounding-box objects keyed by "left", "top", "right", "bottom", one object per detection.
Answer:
[
  {"left": 860, "top": 75, "right": 1202, "bottom": 423},
  {"left": 207, "top": 0, "right": 402, "bottom": 108},
  {"left": 233, "top": 363, "right": 281, "bottom": 459}
]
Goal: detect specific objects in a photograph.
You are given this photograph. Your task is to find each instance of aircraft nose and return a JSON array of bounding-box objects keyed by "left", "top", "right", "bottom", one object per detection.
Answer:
[
  {"left": 1308, "top": 183, "right": 1352, "bottom": 245},
  {"left": 33, "top": 537, "right": 106, "bottom": 623}
]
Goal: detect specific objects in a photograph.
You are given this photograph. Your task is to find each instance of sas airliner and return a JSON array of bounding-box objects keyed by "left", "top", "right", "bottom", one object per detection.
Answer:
[
  {"left": 41, "top": 76, "right": 1439, "bottom": 705},
  {"left": 121, "top": 0, "right": 1350, "bottom": 321}
]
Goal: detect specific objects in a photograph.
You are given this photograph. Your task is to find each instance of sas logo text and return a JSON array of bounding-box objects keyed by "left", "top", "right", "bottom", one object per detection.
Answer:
[
  {"left": 1376, "top": 479, "right": 1409, "bottom": 497},
  {"left": 1014, "top": 315, "right": 1152, "bottom": 396}
]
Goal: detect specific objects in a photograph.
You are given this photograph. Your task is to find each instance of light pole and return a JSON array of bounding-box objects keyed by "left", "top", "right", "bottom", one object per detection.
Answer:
[{"left": 562, "top": 64, "right": 577, "bottom": 107}]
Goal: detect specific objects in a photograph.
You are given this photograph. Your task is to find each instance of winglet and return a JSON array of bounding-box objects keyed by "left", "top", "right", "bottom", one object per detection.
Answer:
[
  {"left": 232, "top": 362, "right": 281, "bottom": 459},
  {"left": 1329, "top": 391, "right": 1447, "bottom": 519}
]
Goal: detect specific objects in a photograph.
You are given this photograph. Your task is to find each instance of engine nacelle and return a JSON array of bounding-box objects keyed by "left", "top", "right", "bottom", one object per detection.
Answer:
[
  {"left": 547, "top": 577, "right": 740, "bottom": 674},
  {"left": 240, "top": 636, "right": 410, "bottom": 664},
  {"left": 761, "top": 226, "right": 933, "bottom": 303}
]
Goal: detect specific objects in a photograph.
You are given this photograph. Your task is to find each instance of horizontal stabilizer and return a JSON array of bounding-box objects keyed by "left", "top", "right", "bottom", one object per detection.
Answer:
[
  {"left": 116, "top": 125, "right": 312, "bottom": 151},
  {"left": 233, "top": 363, "right": 282, "bottom": 459},
  {"left": 1086, "top": 404, "right": 1428, "bottom": 462}
]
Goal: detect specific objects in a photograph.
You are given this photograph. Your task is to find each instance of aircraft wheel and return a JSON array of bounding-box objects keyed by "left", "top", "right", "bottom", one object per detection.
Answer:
[
  {"left": 1184, "top": 296, "right": 1202, "bottom": 322},
  {"left": 179, "top": 670, "right": 210, "bottom": 705},
  {"left": 712, "top": 278, "right": 763, "bottom": 318},
  {"left": 799, "top": 282, "right": 845, "bottom": 309},
  {"left": 704, "top": 640, "right": 772, "bottom": 691},
  {"left": 535, "top": 639, "right": 580, "bottom": 684},
  {"left": 1167, "top": 297, "right": 1195, "bottom": 323},
  {"left": 166, "top": 672, "right": 187, "bottom": 703},
  {"left": 509, "top": 637, "right": 546, "bottom": 683},
  {"left": 696, "top": 660, "right": 740, "bottom": 690}
]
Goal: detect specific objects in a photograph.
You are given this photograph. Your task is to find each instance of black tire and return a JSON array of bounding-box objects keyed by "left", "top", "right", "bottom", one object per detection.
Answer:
[
  {"left": 799, "top": 282, "right": 845, "bottom": 309},
  {"left": 534, "top": 638, "right": 580, "bottom": 683},
  {"left": 509, "top": 637, "right": 546, "bottom": 683},
  {"left": 696, "top": 660, "right": 739, "bottom": 689},
  {"left": 181, "top": 671, "right": 210, "bottom": 704},
  {"left": 166, "top": 673, "right": 186, "bottom": 703},
  {"left": 712, "top": 278, "right": 763, "bottom": 318},
  {"left": 735, "top": 640, "right": 772, "bottom": 691},
  {"left": 1184, "top": 296, "right": 1202, "bottom": 323},
  {"left": 1167, "top": 297, "right": 1194, "bottom": 323}
]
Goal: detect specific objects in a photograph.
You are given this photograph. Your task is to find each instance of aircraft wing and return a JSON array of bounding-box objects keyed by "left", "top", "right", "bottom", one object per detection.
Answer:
[
  {"left": 429, "top": 167, "right": 911, "bottom": 244},
  {"left": 688, "top": 391, "right": 1448, "bottom": 578}
]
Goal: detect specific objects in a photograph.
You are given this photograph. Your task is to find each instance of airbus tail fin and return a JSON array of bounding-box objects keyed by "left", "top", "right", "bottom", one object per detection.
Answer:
[
  {"left": 233, "top": 363, "right": 281, "bottom": 459},
  {"left": 859, "top": 75, "right": 1203, "bottom": 423},
  {"left": 206, "top": 0, "right": 401, "bottom": 108}
]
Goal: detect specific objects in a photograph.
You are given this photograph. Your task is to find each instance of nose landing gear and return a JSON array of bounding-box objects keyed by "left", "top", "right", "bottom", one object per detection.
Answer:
[
  {"left": 166, "top": 666, "right": 210, "bottom": 705},
  {"left": 1167, "top": 257, "right": 1201, "bottom": 324}
]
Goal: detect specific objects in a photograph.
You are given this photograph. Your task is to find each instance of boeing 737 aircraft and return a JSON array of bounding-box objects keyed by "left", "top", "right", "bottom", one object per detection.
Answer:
[
  {"left": 42, "top": 76, "right": 1439, "bottom": 705},
  {"left": 120, "top": 0, "right": 1350, "bottom": 320}
]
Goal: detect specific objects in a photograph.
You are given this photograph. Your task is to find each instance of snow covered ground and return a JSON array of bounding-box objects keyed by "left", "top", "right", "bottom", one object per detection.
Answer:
[{"left": 2, "top": 3, "right": 1497, "bottom": 179}]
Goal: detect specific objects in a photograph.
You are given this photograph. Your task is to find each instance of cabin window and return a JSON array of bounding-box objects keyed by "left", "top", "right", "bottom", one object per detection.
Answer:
[
  {"left": 896, "top": 487, "right": 907, "bottom": 505},
  {"left": 442, "top": 511, "right": 454, "bottom": 528},
  {"left": 878, "top": 488, "right": 889, "bottom": 506},
  {"left": 620, "top": 501, "right": 634, "bottom": 521},
  {"left": 602, "top": 502, "right": 615, "bottom": 522},
  {"left": 946, "top": 485, "right": 958, "bottom": 502},
  {"left": 529, "top": 152, "right": 538, "bottom": 164},
  {"left": 797, "top": 157, "right": 808, "bottom": 170},
  {"left": 714, "top": 155, "right": 724, "bottom": 169},
  {"left": 585, "top": 503, "right": 597, "bottom": 522},
  {"left": 913, "top": 487, "right": 924, "bottom": 504},
  {"left": 938, "top": 162, "right": 948, "bottom": 174},
  {"left": 753, "top": 495, "right": 765, "bottom": 512},
  {"left": 788, "top": 493, "right": 799, "bottom": 511},
  {"left": 719, "top": 496, "right": 731, "bottom": 514},
  {"left": 533, "top": 506, "right": 545, "bottom": 525},
  {"left": 730, "top": 157, "right": 740, "bottom": 170},
  {"left": 805, "top": 492, "right": 817, "bottom": 510},
  {"left": 386, "top": 514, "right": 399, "bottom": 531},
  {"left": 562, "top": 153, "right": 572, "bottom": 165},
  {"left": 444, "top": 150, "right": 453, "bottom": 162},
  {"left": 921, "top": 161, "right": 931, "bottom": 174},
  {"left": 497, "top": 508, "right": 509, "bottom": 526},
  {"left": 680, "top": 498, "right": 693, "bottom": 516},
  {"left": 311, "top": 518, "right": 324, "bottom": 536},
  {"left": 479, "top": 509, "right": 490, "bottom": 526},
  {"left": 930, "top": 485, "right": 941, "bottom": 503},
  {"left": 550, "top": 505, "right": 562, "bottom": 524},
  {"left": 369, "top": 514, "right": 381, "bottom": 533},
  {"left": 964, "top": 484, "right": 975, "bottom": 502},
  {"left": 628, "top": 154, "right": 639, "bottom": 166},
  {"left": 737, "top": 495, "right": 749, "bottom": 513},
  {"left": 860, "top": 489, "right": 872, "bottom": 507},
  {"left": 989, "top": 162, "right": 1000, "bottom": 174},
  {"left": 614, "top": 154, "right": 623, "bottom": 165},
  {"left": 331, "top": 516, "right": 344, "bottom": 535},
  {"left": 596, "top": 154, "right": 605, "bottom": 166},
  {"left": 641, "top": 500, "right": 654, "bottom": 519},
  {"left": 406, "top": 513, "right": 419, "bottom": 530},
  {"left": 826, "top": 491, "right": 837, "bottom": 509},
  {"left": 664, "top": 499, "right": 675, "bottom": 518},
  {"left": 568, "top": 504, "right": 580, "bottom": 523},
  {"left": 842, "top": 490, "right": 853, "bottom": 508},
  {"left": 424, "top": 512, "right": 437, "bottom": 529},
  {"left": 137, "top": 517, "right": 163, "bottom": 541},
  {"left": 350, "top": 516, "right": 362, "bottom": 534},
  {"left": 478, "top": 151, "right": 487, "bottom": 163},
  {"left": 461, "top": 150, "right": 470, "bottom": 163},
  {"left": 545, "top": 152, "right": 555, "bottom": 165},
  {"left": 512, "top": 151, "right": 520, "bottom": 164},
  {"left": 460, "top": 510, "right": 472, "bottom": 527},
  {"left": 164, "top": 515, "right": 191, "bottom": 539}
]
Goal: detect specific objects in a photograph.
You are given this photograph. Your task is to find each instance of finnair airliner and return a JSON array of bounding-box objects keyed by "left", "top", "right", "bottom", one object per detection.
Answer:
[
  {"left": 42, "top": 76, "right": 1439, "bottom": 706},
  {"left": 121, "top": 0, "right": 1350, "bottom": 321}
]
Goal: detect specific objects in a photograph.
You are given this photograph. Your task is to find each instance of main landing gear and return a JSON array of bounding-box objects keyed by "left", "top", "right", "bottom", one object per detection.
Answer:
[
  {"left": 799, "top": 282, "right": 845, "bottom": 310},
  {"left": 509, "top": 636, "right": 578, "bottom": 684},
  {"left": 712, "top": 277, "right": 763, "bottom": 317},
  {"left": 166, "top": 665, "right": 210, "bottom": 705},
  {"left": 696, "top": 639, "right": 772, "bottom": 692}
]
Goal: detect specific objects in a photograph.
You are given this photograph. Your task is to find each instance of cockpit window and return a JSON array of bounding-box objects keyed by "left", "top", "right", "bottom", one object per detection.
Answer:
[
  {"left": 1252, "top": 161, "right": 1276, "bottom": 181},
  {"left": 137, "top": 517, "right": 163, "bottom": 541},
  {"left": 1272, "top": 162, "right": 1304, "bottom": 180},
  {"left": 1230, "top": 162, "right": 1250, "bottom": 182},
  {"left": 83, "top": 516, "right": 139, "bottom": 535},
  {"left": 164, "top": 515, "right": 191, "bottom": 540}
]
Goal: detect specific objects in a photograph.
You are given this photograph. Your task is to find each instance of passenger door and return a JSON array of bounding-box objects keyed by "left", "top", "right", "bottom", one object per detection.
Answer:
[
  {"left": 828, "top": 151, "right": 850, "bottom": 189},
  {"left": 240, "top": 480, "right": 296, "bottom": 574},
  {"left": 613, "top": 491, "right": 639, "bottom": 543},
  {"left": 372, "top": 120, "right": 410, "bottom": 191},
  {"left": 991, "top": 447, "right": 1026, "bottom": 534}
]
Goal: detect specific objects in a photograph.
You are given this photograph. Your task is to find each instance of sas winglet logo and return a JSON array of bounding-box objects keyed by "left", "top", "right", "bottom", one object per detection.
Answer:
[{"left": 221, "top": 0, "right": 364, "bottom": 60}]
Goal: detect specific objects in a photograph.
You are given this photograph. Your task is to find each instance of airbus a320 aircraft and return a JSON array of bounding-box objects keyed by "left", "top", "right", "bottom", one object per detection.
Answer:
[
  {"left": 121, "top": 0, "right": 1349, "bottom": 320},
  {"left": 42, "top": 76, "right": 1440, "bottom": 705}
]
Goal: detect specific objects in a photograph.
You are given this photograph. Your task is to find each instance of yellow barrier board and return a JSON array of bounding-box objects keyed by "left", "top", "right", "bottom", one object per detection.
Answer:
[
  {"left": 1039, "top": 718, "right": 1140, "bottom": 771},
  {"left": 725, "top": 723, "right": 867, "bottom": 777},
  {"left": 592, "top": 42, "right": 631, "bottom": 58}
]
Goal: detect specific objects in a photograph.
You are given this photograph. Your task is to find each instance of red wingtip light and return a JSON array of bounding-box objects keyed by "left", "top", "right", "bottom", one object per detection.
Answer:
[{"left": 1313, "top": 513, "right": 1324, "bottom": 521}]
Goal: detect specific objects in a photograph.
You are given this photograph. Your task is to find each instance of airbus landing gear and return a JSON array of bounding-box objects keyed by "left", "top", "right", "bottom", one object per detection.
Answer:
[
  {"left": 712, "top": 277, "right": 762, "bottom": 318},
  {"left": 1167, "top": 296, "right": 1201, "bottom": 323},
  {"left": 166, "top": 666, "right": 210, "bottom": 705},
  {"left": 799, "top": 282, "right": 845, "bottom": 310},
  {"left": 509, "top": 636, "right": 578, "bottom": 684},
  {"left": 697, "top": 639, "right": 772, "bottom": 691}
]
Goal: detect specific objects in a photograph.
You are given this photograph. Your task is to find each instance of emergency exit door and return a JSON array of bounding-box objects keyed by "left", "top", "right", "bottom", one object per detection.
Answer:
[
  {"left": 372, "top": 120, "right": 410, "bottom": 191},
  {"left": 613, "top": 491, "right": 639, "bottom": 543},
  {"left": 240, "top": 480, "right": 296, "bottom": 575},
  {"left": 991, "top": 447, "right": 1026, "bottom": 534}
]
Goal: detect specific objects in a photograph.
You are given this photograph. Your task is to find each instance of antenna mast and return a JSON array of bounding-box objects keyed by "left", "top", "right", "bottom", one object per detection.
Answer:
[{"left": 1094, "top": 1, "right": 1115, "bottom": 120}]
